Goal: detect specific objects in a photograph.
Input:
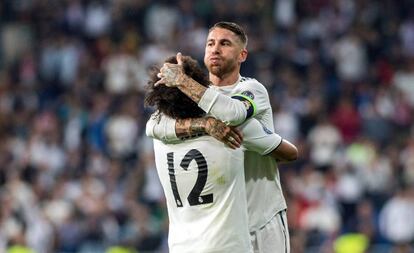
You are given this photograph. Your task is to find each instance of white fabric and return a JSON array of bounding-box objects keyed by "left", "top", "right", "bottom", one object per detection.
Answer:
[
  {"left": 146, "top": 112, "right": 179, "bottom": 143},
  {"left": 250, "top": 210, "right": 290, "bottom": 253},
  {"left": 240, "top": 119, "right": 282, "bottom": 155},
  {"left": 210, "top": 77, "right": 287, "bottom": 231},
  {"left": 198, "top": 86, "right": 247, "bottom": 126},
  {"left": 197, "top": 87, "right": 219, "bottom": 114},
  {"left": 147, "top": 76, "right": 287, "bottom": 233},
  {"left": 153, "top": 136, "right": 252, "bottom": 253},
  {"left": 379, "top": 196, "right": 414, "bottom": 243}
]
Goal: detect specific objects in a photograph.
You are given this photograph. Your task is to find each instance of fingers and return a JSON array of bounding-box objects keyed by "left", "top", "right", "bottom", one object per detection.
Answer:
[
  {"left": 155, "top": 65, "right": 166, "bottom": 87},
  {"left": 154, "top": 78, "right": 165, "bottom": 87},
  {"left": 231, "top": 127, "right": 243, "bottom": 144},
  {"left": 176, "top": 52, "right": 183, "bottom": 65},
  {"left": 204, "top": 117, "right": 242, "bottom": 149},
  {"left": 225, "top": 140, "right": 239, "bottom": 150},
  {"left": 227, "top": 133, "right": 242, "bottom": 149},
  {"left": 222, "top": 128, "right": 242, "bottom": 149},
  {"left": 156, "top": 63, "right": 174, "bottom": 87}
]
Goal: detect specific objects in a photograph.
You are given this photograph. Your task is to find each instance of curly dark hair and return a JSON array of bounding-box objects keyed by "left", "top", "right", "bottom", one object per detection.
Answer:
[{"left": 144, "top": 55, "right": 210, "bottom": 119}]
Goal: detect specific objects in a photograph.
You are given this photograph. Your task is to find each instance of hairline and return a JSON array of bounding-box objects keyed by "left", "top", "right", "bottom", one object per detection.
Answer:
[{"left": 208, "top": 23, "right": 248, "bottom": 48}]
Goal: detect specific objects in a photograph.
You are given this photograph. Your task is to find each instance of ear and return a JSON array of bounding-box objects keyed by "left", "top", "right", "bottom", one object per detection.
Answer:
[{"left": 239, "top": 48, "right": 248, "bottom": 63}]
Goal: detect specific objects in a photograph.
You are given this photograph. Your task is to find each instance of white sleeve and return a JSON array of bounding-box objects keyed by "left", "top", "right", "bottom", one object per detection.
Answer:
[
  {"left": 198, "top": 87, "right": 248, "bottom": 126},
  {"left": 145, "top": 112, "right": 180, "bottom": 143},
  {"left": 236, "top": 79, "right": 272, "bottom": 117},
  {"left": 239, "top": 118, "right": 282, "bottom": 155},
  {"left": 198, "top": 79, "right": 271, "bottom": 126}
]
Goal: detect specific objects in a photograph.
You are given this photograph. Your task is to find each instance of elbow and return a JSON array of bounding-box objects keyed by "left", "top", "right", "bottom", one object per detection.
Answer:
[
  {"left": 283, "top": 140, "right": 298, "bottom": 161},
  {"left": 272, "top": 139, "right": 298, "bottom": 162},
  {"left": 145, "top": 127, "right": 153, "bottom": 138},
  {"left": 285, "top": 146, "right": 298, "bottom": 161},
  {"left": 145, "top": 120, "right": 155, "bottom": 137}
]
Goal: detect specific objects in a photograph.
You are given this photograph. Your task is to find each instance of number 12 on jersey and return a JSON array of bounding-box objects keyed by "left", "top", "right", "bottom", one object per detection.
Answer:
[{"left": 167, "top": 149, "right": 213, "bottom": 207}]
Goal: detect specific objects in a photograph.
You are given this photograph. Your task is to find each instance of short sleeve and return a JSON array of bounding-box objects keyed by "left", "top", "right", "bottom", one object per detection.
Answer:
[{"left": 239, "top": 118, "right": 282, "bottom": 155}]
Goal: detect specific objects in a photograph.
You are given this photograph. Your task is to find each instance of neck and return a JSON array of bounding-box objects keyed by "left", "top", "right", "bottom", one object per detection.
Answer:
[{"left": 209, "top": 71, "right": 240, "bottom": 87}]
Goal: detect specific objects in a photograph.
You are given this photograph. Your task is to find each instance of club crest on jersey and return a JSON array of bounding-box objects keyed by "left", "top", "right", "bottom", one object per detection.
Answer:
[{"left": 241, "top": 91, "right": 254, "bottom": 100}]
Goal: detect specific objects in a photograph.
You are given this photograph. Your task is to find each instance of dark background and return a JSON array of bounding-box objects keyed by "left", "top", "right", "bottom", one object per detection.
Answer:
[{"left": 0, "top": 0, "right": 414, "bottom": 252}]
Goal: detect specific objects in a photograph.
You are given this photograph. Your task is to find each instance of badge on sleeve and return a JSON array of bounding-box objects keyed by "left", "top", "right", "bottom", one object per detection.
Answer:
[
  {"left": 231, "top": 93, "right": 256, "bottom": 119},
  {"left": 241, "top": 90, "right": 254, "bottom": 100},
  {"left": 262, "top": 125, "right": 273, "bottom": 135}
]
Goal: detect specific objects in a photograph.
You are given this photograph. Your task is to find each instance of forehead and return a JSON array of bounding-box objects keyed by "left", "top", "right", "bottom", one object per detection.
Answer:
[{"left": 207, "top": 27, "right": 240, "bottom": 42}]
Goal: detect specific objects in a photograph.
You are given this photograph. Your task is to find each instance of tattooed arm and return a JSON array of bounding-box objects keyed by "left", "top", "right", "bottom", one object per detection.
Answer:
[
  {"left": 175, "top": 75, "right": 206, "bottom": 103},
  {"left": 156, "top": 54, "right": 249, "bottom": 126},
  {"left": 175, "top": 117, "right": 243, "bottom": 149},
  {"left": 156, "top": 61, "right": 207, "bottom": 103}
]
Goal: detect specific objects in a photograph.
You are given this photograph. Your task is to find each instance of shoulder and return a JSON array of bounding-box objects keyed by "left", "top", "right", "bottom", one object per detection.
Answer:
[
  {"left": 239, "top": 77, "right": 267, "bottom": 91},
  {"left": 238, "top": 76, "right": 269, "bottom": 98}
]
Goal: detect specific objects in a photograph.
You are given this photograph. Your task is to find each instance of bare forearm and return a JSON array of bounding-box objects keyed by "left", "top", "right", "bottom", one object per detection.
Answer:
[
  {"left": 177, "top": 75, "right": 207, "bottom": 103},
  {"left": 270, "top": 139, "right": 298, "bottom": 163},
  {"left": 175, "top": 117, "right": 243, "bottom": 149},
  {"left": 175, "top": 118, "right": 206, "bottom": 139}
]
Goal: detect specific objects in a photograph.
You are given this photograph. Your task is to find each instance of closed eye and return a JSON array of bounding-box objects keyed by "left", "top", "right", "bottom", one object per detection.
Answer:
[{"left": 221, "top": 40, "right": 231, "bottom": 46}]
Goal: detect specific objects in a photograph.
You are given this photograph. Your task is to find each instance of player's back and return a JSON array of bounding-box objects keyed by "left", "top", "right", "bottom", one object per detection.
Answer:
[{"left": 153, "top": 136, "right": 252, "bottom": 253}]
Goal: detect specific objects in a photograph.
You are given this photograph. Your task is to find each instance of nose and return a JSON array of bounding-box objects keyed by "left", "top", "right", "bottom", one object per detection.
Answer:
[{"left": 211, "top": 44, "right": 220, "bottom": 54}]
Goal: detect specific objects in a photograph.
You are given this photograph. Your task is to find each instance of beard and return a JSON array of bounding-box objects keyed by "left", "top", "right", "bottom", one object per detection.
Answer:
[{"left": 205, "top": 57, "right": 238, "bottom": 78}]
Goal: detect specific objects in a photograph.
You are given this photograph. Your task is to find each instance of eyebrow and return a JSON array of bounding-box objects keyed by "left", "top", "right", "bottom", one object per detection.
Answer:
[{"left": 207, "top": 38, "right": 233, "bottom": 44}]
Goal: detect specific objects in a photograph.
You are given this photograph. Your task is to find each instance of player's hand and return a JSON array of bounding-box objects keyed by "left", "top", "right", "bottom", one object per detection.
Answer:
[
  {"left": 205, "top": 118, "right": 243, "bottom": 149},
  {"left": 155, "top": 52, "right": 186, "bottom": 87}
]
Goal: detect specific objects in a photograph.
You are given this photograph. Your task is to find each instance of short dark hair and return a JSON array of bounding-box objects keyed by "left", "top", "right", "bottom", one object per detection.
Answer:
[
  {"left": 209, "top": 21, "right": 248, "bottom": 47},
  {"left": 144, "top": 55, "right": 210, "bottom": 119}
]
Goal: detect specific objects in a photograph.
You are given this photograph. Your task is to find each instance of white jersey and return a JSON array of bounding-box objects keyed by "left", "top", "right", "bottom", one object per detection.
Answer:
[
  {"left": 199, "top": 76, "right": 287, "bottom": 232},
  {"left": 146, "top": 76, "right": 287, "bottom": 232},
  {"left": 153, "top": 117, "right": 281, "bottom": 253}
]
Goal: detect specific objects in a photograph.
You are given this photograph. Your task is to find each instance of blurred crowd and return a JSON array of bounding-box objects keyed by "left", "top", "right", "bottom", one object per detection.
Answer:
[{"left": 0, "top": 0, "right": 414, "bottom": 252}]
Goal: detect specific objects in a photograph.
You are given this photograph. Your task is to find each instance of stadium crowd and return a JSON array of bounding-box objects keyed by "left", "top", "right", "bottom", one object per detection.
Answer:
[{"left": 0, "top": 0, "right": 413, "bottom": 252}]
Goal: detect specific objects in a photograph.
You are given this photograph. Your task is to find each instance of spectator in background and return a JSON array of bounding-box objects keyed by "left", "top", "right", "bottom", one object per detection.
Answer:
[
  {"left": 105, "top": 96, "right": 140, "bottom": 162},
  {"left": 330, "top": 95, "right": 361, "bottom": 144},
  {"left": 393, "top": 58, "right": 414, "bottom": 108},
  {"left": 332, "top": 30, "right": 368, "bottom": 83},
  {"left": 103, "top": 36, "right": 145, "bottom": 94},
  {"left": 379, "top": 186, "right": 414, "bottom": 251},
  {"left": 0, "top": 0, "right": 414, "bottom": 252},
  {"left": 307, "top": 115, "right": 343, "bottom": 171}
]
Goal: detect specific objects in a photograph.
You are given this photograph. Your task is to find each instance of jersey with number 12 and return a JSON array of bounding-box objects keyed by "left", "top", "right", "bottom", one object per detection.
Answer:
[{"left": 153, "top": 136, "right": 252, "bottom": 253}]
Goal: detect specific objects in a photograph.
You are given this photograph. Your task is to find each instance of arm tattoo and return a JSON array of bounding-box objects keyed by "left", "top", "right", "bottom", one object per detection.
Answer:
[
  {"left": 175, "top": 118, "right": 207, "bottom": 139},
  {"left": 177, "top": 75, "right": 207, "bottom": 103},
  {"left": 164, "top": 65, "right": 186, "bottom": 86},
  {"left": 205, "top": 118, "right": 227, "bottom": 137}
]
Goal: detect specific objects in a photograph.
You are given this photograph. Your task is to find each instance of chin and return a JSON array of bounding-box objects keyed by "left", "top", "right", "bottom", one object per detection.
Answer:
[
  {"left": 208, "top": 66, "right": 221, "bottom": 74},
  {"left": 210, "top": 70, "right": 223, "bottom": 77}
]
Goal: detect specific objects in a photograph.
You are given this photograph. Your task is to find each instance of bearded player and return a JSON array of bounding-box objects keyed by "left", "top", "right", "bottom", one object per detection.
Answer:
[
  {"left": 147, "top": 22, "right": 297, "bottom": 253},
  {"left": 146, "top": 54, "right": 296, "bottom": 253}
]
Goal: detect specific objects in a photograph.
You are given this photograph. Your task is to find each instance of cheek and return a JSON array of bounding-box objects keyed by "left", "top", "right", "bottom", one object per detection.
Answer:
[
  {"left": 204, "top": 47, "right": 211, "bottom": 56},
  {"left": 204, "top": 50, "right": 211, "bottom": 62}
]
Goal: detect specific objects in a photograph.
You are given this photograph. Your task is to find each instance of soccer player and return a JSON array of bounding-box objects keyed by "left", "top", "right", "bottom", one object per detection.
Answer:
[
  {"left": 147, "top": 22, "right": 297, "bottom": 253},
  {"left": 145, "top": 55, "right": 289, "bottom": 253}
]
